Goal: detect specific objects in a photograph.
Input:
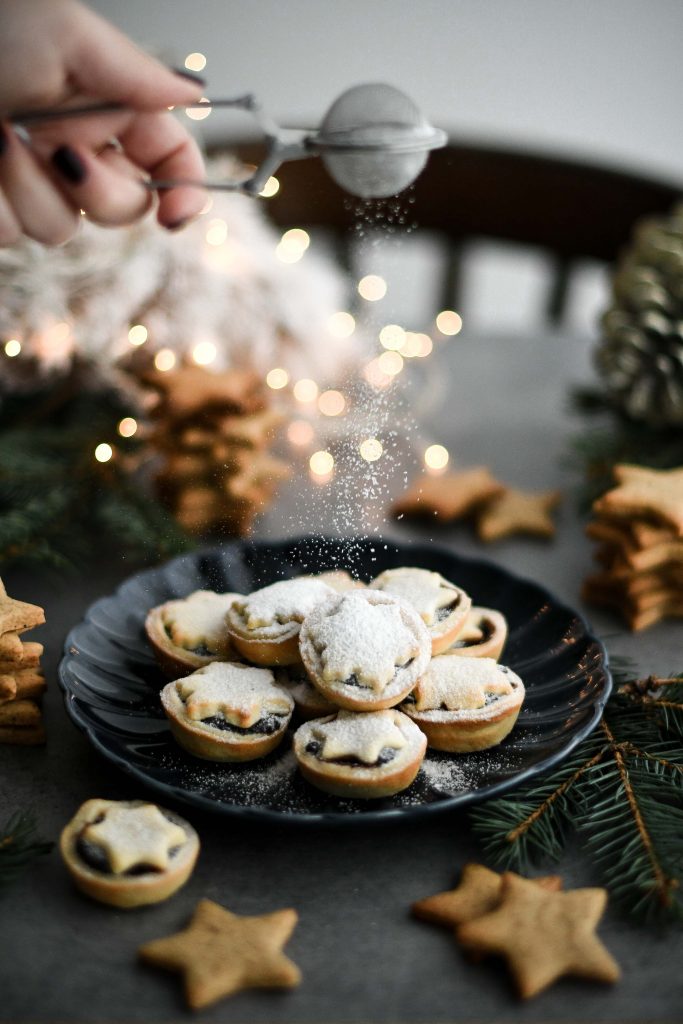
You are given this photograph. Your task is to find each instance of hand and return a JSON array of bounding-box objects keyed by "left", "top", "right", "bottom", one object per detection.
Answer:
[{"left": 0, "top": 0, "right": 207, "bottom": 246}]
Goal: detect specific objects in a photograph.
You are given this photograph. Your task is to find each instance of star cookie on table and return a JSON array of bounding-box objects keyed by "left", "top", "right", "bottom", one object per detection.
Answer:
[
  {"left": 176, "top": 662, "right": 291, "bottom": 728},
  {"left": 83, "top": 803, "right": 187, "bottom": 875},
  {"left": 457, "top": 873, "right": 620, "bottom": 999},
  {"left": 142, "top": 365, "right": 265, "bottom": 422},
  {"left": 392, "top": 467, "right": 505, "bottom": 522},
  {"left": 310, "top": 709, "right": 408, "bottom": 764},
  {"left": 593, "top": 464, "right": 683, "bottom": 538},
  {"left": 475, "top": 487, "right": 562, "bottom": 542},
  {"left": 412, "top": 863, "right": 562, "bottom": 928},
  {"left": 139, "top": 899, "right": 301, "bottom": 1009}
]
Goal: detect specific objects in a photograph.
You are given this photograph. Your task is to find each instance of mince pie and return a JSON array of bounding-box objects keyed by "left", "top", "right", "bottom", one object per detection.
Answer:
[
  {"left": 299, "top": 589, "right": 431, "bottom": 711},
  {"left": 145, "top": 589, "right": 242, "bottom": 677},
  {"left": 401, "top": 656, "right": 524, "bottom": 752},
  {"left": 161, "top": 661, "right": 294, "bottom": 761},
  {"left": 226, "top": 577, "right": 335, "bottom": 665},
  {"left": 370, "top": 567, "right": 471, "bottom": 654},
  {"left": 60, "top": 798, "right": 199, "bottom": 908},
  {"left": 441, "top": 606, "right": 508, "bottom": 661},
  {"left": 293, "top": 708, "right": 427, "bottom": 798}
]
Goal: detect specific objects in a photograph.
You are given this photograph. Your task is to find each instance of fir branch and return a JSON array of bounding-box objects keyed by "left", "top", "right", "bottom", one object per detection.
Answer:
[{"left": 0, "top": 810, "right": 53, "bottom": 892}]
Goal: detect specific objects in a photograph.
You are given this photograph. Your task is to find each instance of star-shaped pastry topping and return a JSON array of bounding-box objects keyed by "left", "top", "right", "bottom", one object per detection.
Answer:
[
  {"left": 163, "top": 590, "right": 240, "bottom": 654},
  {"left": 139, "top": 899, "right": 301, "bottom": 1009},
  {"left": 457, "top": 613, "right": 486, "bottom": 645},
  {"left": 411, "top": 657, "right": 513, "bottom": 712},
  {"left": 0, "top": 589, "right": 45, "bottom": 636},
  {"left": 237, "top": 578, "right": 334, "bottom": 630},
  {"left": 177, "top": 662, "right": 292, "bottom": 727},
  {"left": 393, "top": 467, "right": 505, "bottom": 522},
  {"left": 316, "top": 593, "right": 419, "bottom": 691},
  {"left": 593, "top": 464, "right": 683, "bottom": 537},
  {"left": 142, "top": 364, "right": 265, "bottom": 422},
  {"left": 412, "top": 863, "right": 562, "bottom": 928},
  {"left": 457, "top": 873, "right": 621, "bottom": 999},
  {"left": 373, "top": 569, "right": 460, "bottom": 626},
  {"left": 83, "top": 804, "right": 187, "bottom": 875},
  {"left": 476, "top": 487, "right": 562, "bottom": 542},
  {"left": 311, "top": 710, "right": 407, "bottom": 764}
]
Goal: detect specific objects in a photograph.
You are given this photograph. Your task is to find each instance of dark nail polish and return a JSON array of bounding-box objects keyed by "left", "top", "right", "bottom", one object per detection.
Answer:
[
  {"left": 52, "top": 145, "right": 86, "bottom": 185},
  {"left": 172, "top": 67, "right": 206, "bottom": 86}
]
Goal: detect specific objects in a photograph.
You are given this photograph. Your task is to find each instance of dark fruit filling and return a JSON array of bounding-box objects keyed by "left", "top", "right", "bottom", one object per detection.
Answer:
[
  {"left": 451, "top": 620, "right": 494, "bottom": 648},
  {"left": 77, "top": 834, "right": 181, "bottom": 875},
  {"left": 435, "top": 599, "right": 458, "bottom": 623},
  {"left": 200, "top": 713, "right": 286, "bottom": 736},
  {"left": 304, "top": 740, "right": 397, "bottom": 767}
]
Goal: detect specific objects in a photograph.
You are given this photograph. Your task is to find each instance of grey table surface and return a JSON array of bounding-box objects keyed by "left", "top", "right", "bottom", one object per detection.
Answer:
[{"left": 1, "top": 329, "right": 681, "bottom": 1023}]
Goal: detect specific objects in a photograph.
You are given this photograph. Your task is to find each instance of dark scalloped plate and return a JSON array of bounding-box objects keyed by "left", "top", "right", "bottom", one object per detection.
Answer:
[{"left": 58, "top": 536, "right": 611, "bottom": 825}]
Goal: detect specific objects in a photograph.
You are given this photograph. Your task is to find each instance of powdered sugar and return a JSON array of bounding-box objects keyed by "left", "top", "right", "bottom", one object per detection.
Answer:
[
  {"left": 177, "top": 662, "right": 292, "bottom": 727},
  {"left": 308, "top": 709, "right": 408, "bottom": 763},
  {"left": 413, "top": 657, "right": 514, "bottom": 713},
  {"left": 372, "top": 568, "right": 460, "bottom": 626},
  {"left": 83, "top": 803, "right": 187, "bottom": 874},
  {"left": 163, "top": 590, "right": 240, "bottom": 652},
  {"left": 236, "top": 578, "right": 334, "bottom": 633}
]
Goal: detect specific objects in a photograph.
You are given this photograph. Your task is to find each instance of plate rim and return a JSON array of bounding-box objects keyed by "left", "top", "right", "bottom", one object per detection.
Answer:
[{"left": 58, "top": 536, "right": 612, "bottom": 826}]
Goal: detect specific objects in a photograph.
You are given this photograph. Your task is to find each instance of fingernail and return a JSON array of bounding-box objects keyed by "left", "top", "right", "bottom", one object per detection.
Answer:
[
  {"left": 52, "top": 145, "right": 86, "bottom": 185},
  {"left": 172, "top": 67, "right": 206, "bottom": 86}
]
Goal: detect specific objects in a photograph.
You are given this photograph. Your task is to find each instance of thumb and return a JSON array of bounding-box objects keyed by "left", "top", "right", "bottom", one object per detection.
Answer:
[{"left": 65, "top": 5, "right": 205, "bottom": 110}]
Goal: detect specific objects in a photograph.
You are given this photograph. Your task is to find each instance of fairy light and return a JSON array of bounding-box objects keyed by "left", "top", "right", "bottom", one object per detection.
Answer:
[
  {"left": 276, "top": 242, "right": 303, "bottom": 264},
  {"left": 281, "top": 228, "right": 309, "bottom": 251},
  {"left": 424, "top": 444, "right": 449, "bottom": 473},
  {"left": 192, "top": 340, "right": 217, "bottom": 366},
  {"left": 94, "top": 443, "right": 113, "bottom": 463},
  {"left": 377, "top": 350, "right": 404, "bottom": 377},
  {"left": 200, "top": 195, "right": 214, "bottom": 215},
  {"left": 128, "top": 324, "right": 148, "bottom": 346},
  {"left": 327, "top": 311, "right": 355, "bottom": 338},
  {"left": 184, "top": 52, "right": 207, "bottom": 72},
  {"left": 401, "top": 332, "right": 422, "bottom": 358},
  {"left": 293, "top": 378, "right": 319, "bottom": 403},
  {"left": 266, "top": 367, "right": 289, "bottom": 390},
  {"left": 186, "top": 98, "right": 211, "bottom": 121},
  {"left": 4, "top": 339, "right": 21, "bottom": 357},
  {"left": 436, "top": 310, "right": 463, "bottom": 336},
  {"left": 118, "top": 417, "right": 138, "bottom": 438},
  {"left": 205, "top": 219, "right": 227, "bottom": 246},
  {"left": 379, "top": 324, "right": 405, "bottom": 351},
  {"left": 154, "top": 348, "right": 176, "bottom": 372},
  {"left": 363, "top": 358, "right": 392, "bottom": 390},
  {"left": 358, "top": 274, "right": 387, "bottom": 301},
  {"left": 287, "top": 419, "right": 315, "bottom": 446},
  {"left": 359, "top": 438, "right": 383, "bottom": 462},
  {"left": 259, "top": 176, "right": 280, "bottom": 198},
  {"left": 415, "top": 333, "right": 433, "bottom": 358},
  {"left": 309, "top": 450, "right": 334, "bottom": 480},
  {"left": 318, "top": 390, "right": 346, "bottom": 416}
]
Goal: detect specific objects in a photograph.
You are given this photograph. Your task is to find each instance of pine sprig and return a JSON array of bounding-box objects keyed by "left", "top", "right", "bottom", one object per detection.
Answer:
[
  {"left": 469, "top": 671, "right": 683, "bottom": 923},
  {"left": 0, "top": 810, "right": 53, "bottom": 892}
]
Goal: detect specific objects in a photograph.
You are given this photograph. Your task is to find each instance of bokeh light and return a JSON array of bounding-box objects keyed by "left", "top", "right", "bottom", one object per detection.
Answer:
[
  {"left": 309, "top": 450, "right": 335, "bottom": 478},
  {"left": 259, "top": 176, "right": 280, "bottom": 198},
  {"left": 359, "top": 438, "right": 383, "bottom": 462},
  {"left": 358, "top": 274, "right": 387, "bottom": 301},
  {"left": 435, "top": 310, "right": 463, "bottom": 336},
  {"left": 94, "top": 443, "right": 113, "bottom": 463},
  {"left": 287, "top": 420, "right": 315, "bottom": 446},
  {"left": 128, "top": 324, "right": 148, "bottom": 346},
  {"left": 4, "top": 339, "right": 21, "bottom": 357},
  {"left": 377, "top": 350, "right": 404, "bottom": 376},
  {"left": 327, "top": 311, "right": 355, "bottom": 338},
  {"left": 117, "top": 417, "right": 138, "bottom": 438},
  {"left": 184, "top": 52, "right": 207, "bottom": 72},
  {"left": 192, "top": 341, "right": 217, "bottom": 366},
  {"left": 205, "top": 219, "right": 228, "bottom": 246},
  {"left": 318, "top": 390, "right": 346, "bottom": 416},
  {"left": 379, "top": 324, "right": 406, "bottom": 351},
  {"left": 266, "top": 367, "right": 289, "bottom": 390},
  {"left": 293, "top": 378, "right": 319, "bottom": 403},
  {"left": 424, "top": 444, "right": 450, "bottom": 472},
  {"left": 186, "top": 98, "right": 212, "bottom": 121},
  {"left": 154, "top": 348, "right": 176, "bottom": 372}
]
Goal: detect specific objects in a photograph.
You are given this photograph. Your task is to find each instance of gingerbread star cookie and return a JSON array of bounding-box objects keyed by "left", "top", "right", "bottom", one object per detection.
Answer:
[
  {"left": 412, "top": 863, "right": 562, "bottom": 928},
  {"left": 0, "top": 591, "right": 45, "bottom": 636},
  {"left": 593, "top": 464, "right": 683, "bottom": 537},
  {"left": 143, "top": 365, "right": 265, "bottom": 422},
  {"left": 139, "top": 899, "right": 301, "bottom": 1009},
  {"left": 457, "top": 873, "right": 620, "bottom": 998},
  {"left": 393, "top": 467, "right": 505, "bottom": 522},
  {"left": 476, "top": 487, "right": 562, "bottom": 542}
]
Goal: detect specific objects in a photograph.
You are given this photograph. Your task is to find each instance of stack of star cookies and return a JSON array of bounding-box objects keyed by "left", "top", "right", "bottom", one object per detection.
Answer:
[
  {"left": 141, "top": 364, "right": 291, "bottom": 536},
  {"left": 582, "top": 464, "right": 683, "bottom": 630},
  {"left": 0, "top": 578, "right": 46, "bottom": 745}
]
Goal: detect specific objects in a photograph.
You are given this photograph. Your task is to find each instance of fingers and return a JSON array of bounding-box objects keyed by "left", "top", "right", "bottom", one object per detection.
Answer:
[
  {"left": 0, "top": 122, "right": 78, "bottom": 245},
  {"left": 118, "top": 111, "right": 207, "bottom": 228},
  {"left": 50, "top": 142, "right": 152, "bottom": 227}
]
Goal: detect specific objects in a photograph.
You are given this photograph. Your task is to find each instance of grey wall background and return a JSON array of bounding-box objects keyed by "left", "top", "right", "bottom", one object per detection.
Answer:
[{"left": 91, "top": 0, "right": 683, "bottom": 182}]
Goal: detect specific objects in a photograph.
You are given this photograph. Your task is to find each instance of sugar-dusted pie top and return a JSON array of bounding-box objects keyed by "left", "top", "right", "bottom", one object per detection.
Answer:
[
  {"left": 82, "top": 803, "right": 187, "bottom": 875},
  {"left": 162, "top": 590, "right": 239, "bottom": 654},
  {"left": 234, "top": 578, "right": 335, "bottom": 633},
  {"left": 411, "top": 656, "right": 514, "bottom": 712},
  {"left": 176, "top": 662, "right": 293, "bottom": 727},
  {"left": 309, "top": 710, "right": 409, "bottom": 764},
  {"left": 310, "top": 590, "right": 424, "bottom": 692},
  {"left": 371, "top": 568, "right": 463, "bottom": 626}
]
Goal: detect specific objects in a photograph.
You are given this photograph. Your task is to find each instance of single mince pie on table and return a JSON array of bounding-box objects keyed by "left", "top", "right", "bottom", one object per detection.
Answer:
[
  {"left": 441, "top": 606, "right": 508, "bottom": 661},
  {"left": 400, "top": 656, "right": 524, "bottom": 752},
  {"left": 59, "top": 798, "right": 199, "bottom": 908},
  {"left": 293, "top": 708, "right": 427, "bottom": 798},
  {"left": 145, "top": 590, "right": 242, "bottom": 677},
  {"left": 298, "top": 589, "right": 431, "bottom": 711},
  {"left": 370, "top": 567, "right": 471, "bottom": 654},
  {"left": 161, "top": 661, "right": 294, "bottom": 761},
  {"left": 226, "top": 577, "right": 335, "bottom": 665}
]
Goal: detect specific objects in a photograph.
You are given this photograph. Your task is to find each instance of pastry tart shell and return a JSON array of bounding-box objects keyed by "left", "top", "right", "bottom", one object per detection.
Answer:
[
  {"left": 441, "top": 606, "right": 508, "bottom": 661},
  {"left": 145, "top": 594, "right": 241, "bottom": 678},
  {"left": 160, "top": 679, "right": 293, "bottom": 761},
  {"left": 225, "top": 610, "right": 303, "bottom": 666},
  {"left": 59, "top": 798, "right": 199, "bottom": 908},
  {"left": 370, "top": 568, "right": 472, "bottom": 655},
  {"left": 293, "top": 711, "right": 427, "bottom": 799}
]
